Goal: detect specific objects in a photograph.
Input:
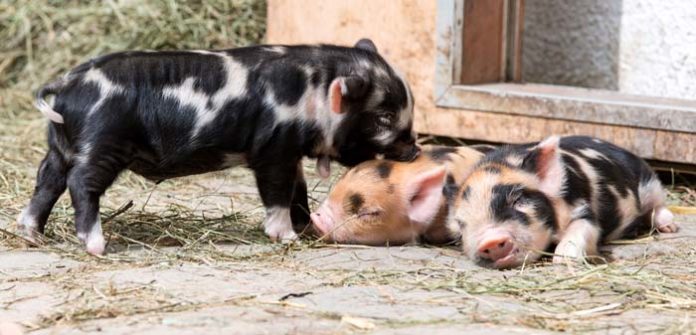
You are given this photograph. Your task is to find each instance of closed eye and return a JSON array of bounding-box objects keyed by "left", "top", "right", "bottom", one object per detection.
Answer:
[
  {"left": 357, "top": 208, "right": 382, "bottom": 219},
  {"left": 507, "top": 186, "right": 526, "bottom": 207}
]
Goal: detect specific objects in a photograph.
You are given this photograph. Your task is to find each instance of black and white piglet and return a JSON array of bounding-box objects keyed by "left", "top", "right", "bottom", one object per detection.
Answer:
[
  {"left": 18, "top": 39, "right": 419, "bottom": 255},
  {"left": 447, "top": 136, "right": 678, "bottom": 269}
]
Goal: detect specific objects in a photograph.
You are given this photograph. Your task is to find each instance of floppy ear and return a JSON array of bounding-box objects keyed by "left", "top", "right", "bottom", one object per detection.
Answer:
[
  {"left": 329, "top": 75, "right": 369, "bottom": 114},
  {"left": 355, "top": 38, "right": 378, "bottom": 53},
  {"left": 404, "top": 166, "right": 447, "bottom": 225},
  {"left": 521, "top": 136, "right": 565, "bottom": 197}
]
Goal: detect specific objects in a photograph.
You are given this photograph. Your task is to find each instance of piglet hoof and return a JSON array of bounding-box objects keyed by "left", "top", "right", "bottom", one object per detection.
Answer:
[
  {"left": 552, "top": 255, "right": 583, "bottom": 265},
  {"left": 86, "top": 237, "right": 106, "bottom": 256},
  {"left": 552, "top": 244, "right": 585, "bottom": 264},
  {"left": 263, "top": 208, "right": 299, "bottom": 243},
  {"left": 78, "top": 232, "right": 106, "bottom": 256},
  {"left": 15, "top": 208, "right": 42, "bottom": 246},
  {"left": 280, "top": 233, "right": 299, "bottom": 243},
  {"left": 265, "top": 227, "right": 298, "bottom": 243},
  {"left": 655, "top": 207, "right": 678, "bottom": 233}
]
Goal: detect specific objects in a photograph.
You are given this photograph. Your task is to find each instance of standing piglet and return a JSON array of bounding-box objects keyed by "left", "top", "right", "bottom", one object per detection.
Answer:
[
  {"left": 447, "top": 136, "right": 678, "bottom": 269},
  {"left": 311, "top": 145, "right": 493, "bottom": 245},
  {"left": 18, "top": 39, "right": 420, "bottom": 255}
]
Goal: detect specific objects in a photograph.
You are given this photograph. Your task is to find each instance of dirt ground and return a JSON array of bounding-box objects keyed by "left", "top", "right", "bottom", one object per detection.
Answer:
[{"left": 1, "top": 159, "right": 695, "bottom": 335}]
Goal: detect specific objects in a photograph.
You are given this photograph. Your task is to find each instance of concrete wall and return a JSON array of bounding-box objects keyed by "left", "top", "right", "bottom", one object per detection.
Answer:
[{"left": 523, "top": 0, "right": 696, "bottom": 100}]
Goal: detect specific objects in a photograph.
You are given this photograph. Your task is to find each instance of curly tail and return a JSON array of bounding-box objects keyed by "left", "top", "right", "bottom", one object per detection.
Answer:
[{"left": 35, "top": 78, "right": 68, "bottom": 124}]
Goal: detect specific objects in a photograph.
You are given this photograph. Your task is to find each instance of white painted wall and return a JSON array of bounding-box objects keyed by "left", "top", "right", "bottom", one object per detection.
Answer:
[{"left": 522, "top": 0, "right": 696, "bottom": 100}]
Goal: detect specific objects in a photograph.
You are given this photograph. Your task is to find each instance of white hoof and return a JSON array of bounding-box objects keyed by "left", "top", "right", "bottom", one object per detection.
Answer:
[
  {"left": 552, "top": 242, "right": 584, "bottom": 264},
  {"left": 263, "top": 207, "right": 297, "bottom": 243},
  {"left": 264, "top": 224, "right": 298, "bottom": 243},
  {"left": 655, "top": 207, "right": 678, "bottom": 233},
  {"left": 78, "top": 218, "right": 106, "bottom": 255},
  {"left": 85, "top": 234, "right": 106, "bottom": 255},
  {"left": 16, "top": 208, "right": 41, "bottom": 244}
]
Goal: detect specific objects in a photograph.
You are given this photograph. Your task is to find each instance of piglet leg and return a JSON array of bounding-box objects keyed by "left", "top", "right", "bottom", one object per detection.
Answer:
[
  {"left": 67, "top": 143, "right": 127, "bottom": 255},
  {"left": 254, "top": 161, "right": 301, "bottom": 242},
  {"left": 290, "top": 162, "right": 311, "bottom": 234},
  {"left": 553, "top": 219, "right": 601, "bottom": 264},
  {"left": 17, "top": 148, "right": 69, "bottom": 243}
]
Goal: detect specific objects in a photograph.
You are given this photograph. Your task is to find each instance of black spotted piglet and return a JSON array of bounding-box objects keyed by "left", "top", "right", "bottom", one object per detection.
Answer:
[
  {"left": 18, "top": 39, "right": 419, "bottom": 255},
  {"left": 447, "top": 136, "right": 678, "bottom": 269}
]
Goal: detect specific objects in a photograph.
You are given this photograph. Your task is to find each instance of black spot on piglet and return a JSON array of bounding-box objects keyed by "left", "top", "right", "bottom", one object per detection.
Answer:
[
  {"left": 491, "top": 184, "right": 530, "bottom": 226},
  {"left": 461, "top": 186, "right": 471, "bottom": 200},
  {"left": 470, "top": 144, "right": 497, "bottom": 154},
  {"left": 484, "top": 166, "right": 501, "bottom": 174},
  {"left": 348, "top": 193, "right": 365, "bottom": 215},
  {"left": 427, "top": 146, "right": 457, "bottom": 162},
  {"left": 442, "top": 173, "right": 459, "bottom": 205},
  {"left": 376, "top": 161, "right": 393, "bottom": 179}
]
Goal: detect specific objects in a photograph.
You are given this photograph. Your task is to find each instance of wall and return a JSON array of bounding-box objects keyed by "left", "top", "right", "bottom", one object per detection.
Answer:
[
  {"left": 522, "top": 0, "right": 622, "bottom": 91},
  {"left": 523, "top": 0, "right": 696, "bottom": 100}
]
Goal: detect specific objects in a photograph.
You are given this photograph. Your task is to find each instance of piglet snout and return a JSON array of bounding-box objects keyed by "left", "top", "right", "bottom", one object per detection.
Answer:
[
  {"left": 310, "top": 212, "right": 328, "bottom": 234},
  {"left": 310, "top": 206, "right": 336, "bottom": 237},
  {"left": 383, "top": 136, "right": 420, "bottom": 162},
  {"left": 476, "top": 233, "right": 514, "bottom": 262}
]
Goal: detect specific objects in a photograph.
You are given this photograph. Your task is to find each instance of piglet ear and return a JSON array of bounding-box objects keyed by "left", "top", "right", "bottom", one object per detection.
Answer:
[
  {"left": 355, "top": 38, "right": 378, "bottom": 53},
  {"left": 329, "top": 76, "right": 369, "bottom": 114},
  {"left": 405, "top": 166, "right": 447, "bottom": 226},
  {"left": 522, "top": 136, "right": 565, "bottom": 197}
]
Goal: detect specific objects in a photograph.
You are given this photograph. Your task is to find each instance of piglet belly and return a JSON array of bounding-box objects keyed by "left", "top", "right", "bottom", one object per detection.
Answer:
[{"left": 129, "top": 150, "right": 246, "bottom": 181}]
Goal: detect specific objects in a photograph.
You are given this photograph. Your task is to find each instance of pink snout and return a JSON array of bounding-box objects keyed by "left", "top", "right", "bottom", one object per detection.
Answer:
[
  {"left": 310, "top": 213, "right": 329, "bottom": 234},
  {"left": 310, "top": 205, "right": 336, "bottom": 237},
  {"left": 476, "top": 230, "right": 516, "bottom": 267}
]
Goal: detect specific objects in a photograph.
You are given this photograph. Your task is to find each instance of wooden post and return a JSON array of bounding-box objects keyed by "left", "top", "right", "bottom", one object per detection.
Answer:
[{"left": 458, "top": 0, "right": 525, "bottom": 84}]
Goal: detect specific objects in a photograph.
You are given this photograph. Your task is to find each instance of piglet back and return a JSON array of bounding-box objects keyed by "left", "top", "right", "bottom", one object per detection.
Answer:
[{"left": 557, "top": 136, "right": 667, "bottom": 240}]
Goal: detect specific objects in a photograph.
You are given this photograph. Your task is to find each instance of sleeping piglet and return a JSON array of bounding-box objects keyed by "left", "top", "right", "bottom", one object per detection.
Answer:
[
  {"left": 310, "top": 145, "right": 493, "bottom": 245},
  {"left": 447, "top": 136, "right": 679, "bottom": 269}
]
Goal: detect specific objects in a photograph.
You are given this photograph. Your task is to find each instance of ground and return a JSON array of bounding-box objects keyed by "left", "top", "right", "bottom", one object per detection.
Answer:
[{"left": 1, "top": 148, "right": 695, "bottom": 334}]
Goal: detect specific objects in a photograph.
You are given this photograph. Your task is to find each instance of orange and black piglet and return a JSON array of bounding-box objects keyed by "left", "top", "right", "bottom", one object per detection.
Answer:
[{"left": 311, "top": 144, "right": 493, "bottom": 245}]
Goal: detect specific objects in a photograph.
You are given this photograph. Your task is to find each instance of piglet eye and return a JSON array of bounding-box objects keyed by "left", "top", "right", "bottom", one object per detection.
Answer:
[
  {"left": 377, "top": 113, "right": 395, "bottom": 126},
  {"left": 512, "top": 193, "right": 531, "bottom": 209},
  {"left": 509, "top": 190, "right": 525, "bottom": 207}
]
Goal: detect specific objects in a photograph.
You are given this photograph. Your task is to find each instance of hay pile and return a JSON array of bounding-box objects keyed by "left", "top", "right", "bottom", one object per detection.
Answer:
[{"left": 0, "top": 0, "right": 265, "bottom": 100}]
